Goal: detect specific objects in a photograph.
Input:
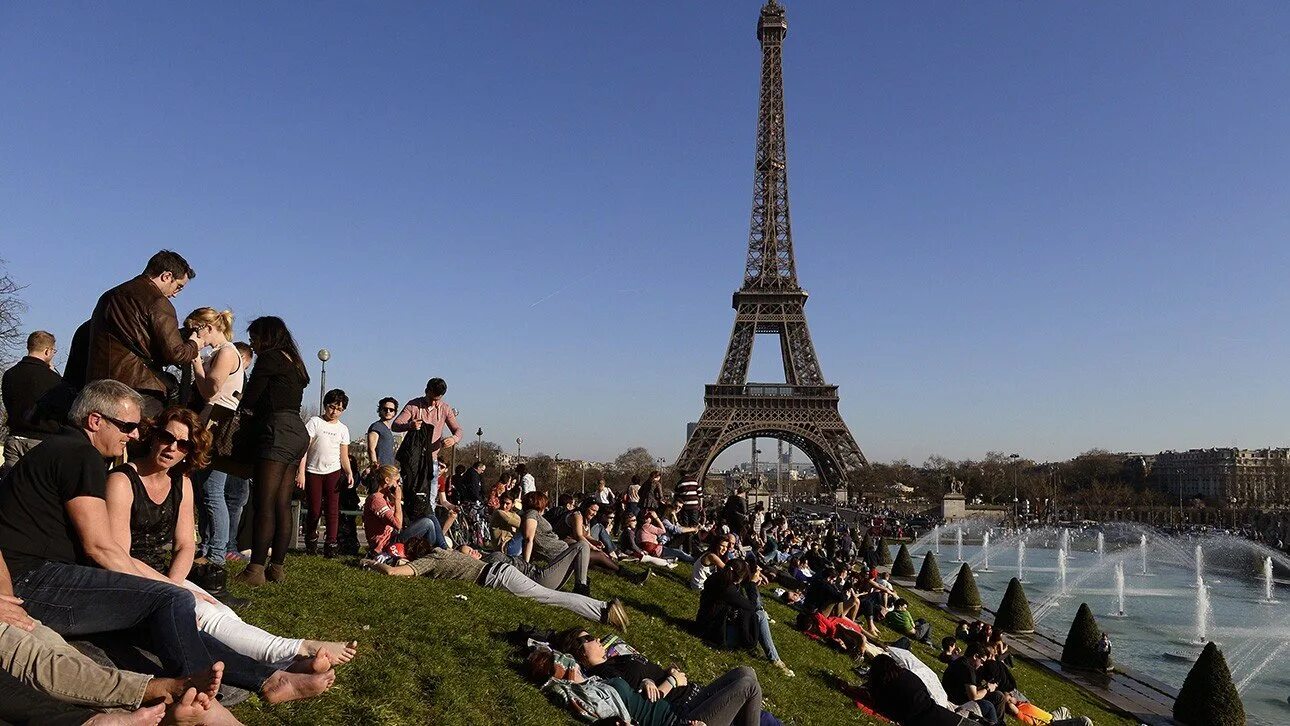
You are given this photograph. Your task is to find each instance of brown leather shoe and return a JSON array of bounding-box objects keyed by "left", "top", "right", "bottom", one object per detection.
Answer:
[
  {"left": 233, "top": 564, "right": 266, "bottom": 587},
  {"left": 266, "top": 563, "right": 286, "bottom": 583}
]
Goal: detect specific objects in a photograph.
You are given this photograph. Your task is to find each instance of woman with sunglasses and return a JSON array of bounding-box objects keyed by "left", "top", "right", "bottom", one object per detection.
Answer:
[
  {"left": 103, "top": 406, "right": 355, "bottom": 704},
  {"left": 551, "top": 628, "right": 776, "bottom": 726}
]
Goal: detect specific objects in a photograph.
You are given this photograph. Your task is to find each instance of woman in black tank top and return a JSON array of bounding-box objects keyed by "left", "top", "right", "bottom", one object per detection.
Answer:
[{"left": 110, "top": 464, "right": 184, "bottom": 573}]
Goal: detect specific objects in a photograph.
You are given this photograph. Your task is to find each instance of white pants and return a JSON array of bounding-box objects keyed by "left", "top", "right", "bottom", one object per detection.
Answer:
[{"left": 183, "top": 581, "right": 303, "bottom": 667}]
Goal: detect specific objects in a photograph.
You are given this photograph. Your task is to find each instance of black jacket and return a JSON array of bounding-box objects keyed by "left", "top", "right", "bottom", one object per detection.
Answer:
[
  {"left": 1, "top": 357, "right": 72, "bottom": 439},
  {"left": 395, "top": 425, "right": 435, "bottom": 520}
]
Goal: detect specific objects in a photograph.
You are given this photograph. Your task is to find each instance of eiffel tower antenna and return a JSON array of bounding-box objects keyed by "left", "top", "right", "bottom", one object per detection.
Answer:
[{"left": 675, "top": 0, "right": 866, "bottom": 499}]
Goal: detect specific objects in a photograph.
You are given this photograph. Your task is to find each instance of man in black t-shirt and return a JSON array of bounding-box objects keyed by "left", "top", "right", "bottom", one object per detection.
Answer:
[
  {"left": 0, "top": 381, "right": 226, "bottom": 681},
  {"left": 941, "top": 643, "right": 1003, "bottom": 725}
]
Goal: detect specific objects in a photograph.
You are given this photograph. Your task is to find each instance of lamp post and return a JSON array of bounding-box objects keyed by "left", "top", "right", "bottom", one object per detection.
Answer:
[
  {"left": 516, "top": 437, "right": 523, "bottom": 463},
  {"left": 1009, "top": 453, "right": 1020, "bottom": 523},
  {"left": 555, "top": 454, "right": 561, "bottom": 502},
  {"left": 316, "top": 349, "right": 330, "bottom": 412},
  {"left": 476, "top": 427, "right": 483, "bottom": 463},
  {"left": 580, "top": 462, "right": 586, "bottom": 494}
]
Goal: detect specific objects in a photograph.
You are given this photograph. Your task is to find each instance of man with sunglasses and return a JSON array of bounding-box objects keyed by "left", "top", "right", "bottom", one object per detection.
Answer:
[
  {"left": 0, "top": 380, "right": 232, "bottom": 686},
  {"left": 366, "top": 396, "right": 399, "bottom": 475}
]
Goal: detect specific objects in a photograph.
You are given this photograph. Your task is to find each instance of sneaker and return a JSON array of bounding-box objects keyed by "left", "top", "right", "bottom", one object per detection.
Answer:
[
  {"left": 1051, "top": 707, "right": 1072, "bottom": 720},
  {"left": 625, "top": 569, "right": 651, "bottom": 586},
  {"left": 603, "top": 598, "right": 630, "bottom": 632},
  {"left": 225, "top": 551, "right": 249, "bottom": 563},
  {"left": 772, "top": 660, "right": 795, "bottom": 677}
]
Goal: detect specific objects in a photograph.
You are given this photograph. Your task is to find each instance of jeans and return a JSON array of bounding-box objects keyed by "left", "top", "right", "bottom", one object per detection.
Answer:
[
  {"left": 15, "top": 562, "right": 276, "bottom": 692},
  {"left": 589, "top": 524, "right": 616, "bottom": 554},
  {"left": 755, "top": 609, "right": 780, "bottom": 662},
  {"left": 0, "top": 620, "right": 149, "bottom": 709},
  {"left": 481, "top": 564, "right": 605, "bottom": 622},
  {"left": 195, "top": 468, "right": 248, "bottom": 566},
  {"left": 400, "top": 516, "right": 448, "bottom": 550},
  {"left": 533, "top": 540, "right": 590, "bottom": 590},
  {"left": 682, "top": 666, "right": 763, "bottom": 726},
  {"left": 225, "top": 475, "right": 251, "bottom": 557},
  {"left": 663, "top": 546, "right": 695, "bottom": 563},
  {"left": 14, "top": 562, "right": 212, "bottom": 677},
  {"left": 304, "top": 470, "right": 344, "bottom": 546}
]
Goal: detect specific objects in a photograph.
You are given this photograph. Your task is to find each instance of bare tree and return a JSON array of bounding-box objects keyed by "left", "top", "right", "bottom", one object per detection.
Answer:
[{"left": 0, "top": 262, "right": 26, "bottom": 366}]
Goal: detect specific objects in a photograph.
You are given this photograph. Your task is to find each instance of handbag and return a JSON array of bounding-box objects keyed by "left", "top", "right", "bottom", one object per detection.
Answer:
[{"left": 207, "top": 400, "right": 255, "bottom": 478}]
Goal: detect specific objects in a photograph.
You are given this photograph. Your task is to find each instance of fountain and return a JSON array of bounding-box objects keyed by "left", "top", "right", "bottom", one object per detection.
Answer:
[
  {"left": 1139, "top": 533, "right": 1148, "bottom": 575},
  {"left": 955, "top": 527, "right": 964, "bottom": 563},
  {"left": 933, "top": 525, "right": 940, "bottom": 555},
  {"left": 981, "top": 531, "right": 991, "bottom": 571},
  {"left": 1114, "top": 562, "right": 1125, "bottom": 616},
  {"left": 1017, "top": 540, "right": 1026, "bottom": 582},
  {"left": 1059, "top": 528, "right": 1070, "bottom": 556},
  {"left": 1057, "top": 549, "right": 1068, "bottom": 596},
  {"left": 1194, "top": 544, "right": 1204, "bottom": 589},
  {"left": 1263, "top": 556, "right": 1275, "bottom": 603},
  {"left": 1195, "top": 575, "right": 1211, "bottom": 643},
  {"left": 1097, "top": 531, "right": 1105, "bottom": 560}
]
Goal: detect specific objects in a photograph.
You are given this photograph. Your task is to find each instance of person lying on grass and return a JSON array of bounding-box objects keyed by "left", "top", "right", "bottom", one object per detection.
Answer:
[
  {"left": 795, "top": 610, "right": 871, "bottom": 661},
  {"left": 552, "top": 627, "right": 782, "bottom": 726},
  {"left": 361, "top": 538, "right": 630, "bottom": 631},
  {"left": 528, "top": 647, "right": 725, "bottom": 726},
  {"left": 882, "top": 599, "right": 932, "bottom": 645},
  {"left": 101, "top": 407, "right": 350, "bottom": 704}
]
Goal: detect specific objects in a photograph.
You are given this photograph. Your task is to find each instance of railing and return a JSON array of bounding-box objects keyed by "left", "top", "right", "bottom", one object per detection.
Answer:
[{"left": 705, "top": 383, "right": 838, "bottom": 399}]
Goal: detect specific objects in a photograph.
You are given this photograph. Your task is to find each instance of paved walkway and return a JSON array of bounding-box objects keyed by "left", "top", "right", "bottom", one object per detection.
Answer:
[{"left": 892, "top": 576, "right": 1177, "bottom": 726}]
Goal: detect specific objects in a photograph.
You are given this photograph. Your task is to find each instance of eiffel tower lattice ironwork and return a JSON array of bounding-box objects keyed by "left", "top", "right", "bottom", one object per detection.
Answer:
[{"left": 675, "top": 0, "right": 866, "bottom": 492}]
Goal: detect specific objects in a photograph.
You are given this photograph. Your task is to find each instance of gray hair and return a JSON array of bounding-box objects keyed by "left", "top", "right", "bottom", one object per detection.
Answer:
[{"left": 69, "top": 380, "right": 144, "bottom": 427}]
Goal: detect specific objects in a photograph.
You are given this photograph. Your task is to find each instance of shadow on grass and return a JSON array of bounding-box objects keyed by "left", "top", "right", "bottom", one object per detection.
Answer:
[{"left": 618, "top": 596, "right": 698, "bottom": 633}]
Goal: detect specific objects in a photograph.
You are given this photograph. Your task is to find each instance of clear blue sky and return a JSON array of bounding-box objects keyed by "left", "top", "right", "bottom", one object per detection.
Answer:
[{"left": 3, "top": 1, "right": 1288, "bottom": 467}]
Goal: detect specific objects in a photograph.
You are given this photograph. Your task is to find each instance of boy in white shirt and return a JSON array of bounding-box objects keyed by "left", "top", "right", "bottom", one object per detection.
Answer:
[{"left": 300, "top": 389, "right": 354, "bottom": 558}]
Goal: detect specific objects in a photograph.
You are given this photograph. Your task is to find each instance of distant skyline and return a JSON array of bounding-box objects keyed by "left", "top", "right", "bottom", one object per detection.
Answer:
[{"left": 3, "top": 2, "right": 1288, "bottom": 467}]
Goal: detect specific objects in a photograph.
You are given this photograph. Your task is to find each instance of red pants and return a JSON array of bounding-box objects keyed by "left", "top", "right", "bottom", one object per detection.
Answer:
[{"left": 304, "top": 470, "right": 344, "bottom": 546}]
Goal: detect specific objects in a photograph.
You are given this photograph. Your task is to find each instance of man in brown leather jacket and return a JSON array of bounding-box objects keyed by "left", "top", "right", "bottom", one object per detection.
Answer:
[{"left": 86, "top": 250, "right": 201, "bottom": 417}]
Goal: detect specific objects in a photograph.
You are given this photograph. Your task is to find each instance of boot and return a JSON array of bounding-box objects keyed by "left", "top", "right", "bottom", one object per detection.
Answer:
[
  {"left": 204, "top": 566, "right": 250, "bottom": 609},
  {"left": 266, "top": 563, "right": 286, "bottom": 583},
  {"left": 323, "top": 543, "right": 337, "bottom": 560},
  {"left": 573, "top": 582, "right": 591, "bottom": 597},
  {"left": 304, "top": 539, "right": 318, "bottom": 556},
  {"left": 233, "top": 564, "right": 266, "bottom": 587}
]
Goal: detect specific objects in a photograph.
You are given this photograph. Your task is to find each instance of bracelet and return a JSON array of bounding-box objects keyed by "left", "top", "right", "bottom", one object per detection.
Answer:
[{"left": 665, "top": 675, "right": 678, "bottom": 688}]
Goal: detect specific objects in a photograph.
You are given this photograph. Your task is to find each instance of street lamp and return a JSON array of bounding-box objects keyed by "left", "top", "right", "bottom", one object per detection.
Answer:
[
  {"left": 1009, "top": 453, "right": 1020, "bottom": 522},
  {"left": 316, "top": 349, "right": 330, "bottom": 412},
  {"left": 476, "top": 427, "right": 483, "bottom": 463},
  {"left": 516, "top": 437, "right": 523, "bottom": 462},
  {"left": 555, "top": 454, "right": 561, "bottom": 501}
]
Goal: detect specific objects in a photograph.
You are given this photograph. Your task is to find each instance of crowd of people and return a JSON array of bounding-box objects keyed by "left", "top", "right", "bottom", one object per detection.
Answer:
[{"left": 0, "top": 249, "right": 1098, "bottom": 725}]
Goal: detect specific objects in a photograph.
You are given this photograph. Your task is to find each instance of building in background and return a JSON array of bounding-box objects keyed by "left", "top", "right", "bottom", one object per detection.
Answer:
[{"left": 1148, "top": 448, "right": 1290, "bottom": 505}]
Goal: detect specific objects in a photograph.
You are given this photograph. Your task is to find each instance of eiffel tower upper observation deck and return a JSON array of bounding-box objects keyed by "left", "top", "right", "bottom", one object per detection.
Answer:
[{"left": 674, "top": 0, "right": 867, "bottom": 491}]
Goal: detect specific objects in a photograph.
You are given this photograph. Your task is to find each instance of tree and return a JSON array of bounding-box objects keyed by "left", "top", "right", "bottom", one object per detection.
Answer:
[
  {"left": 877, "top": 537, "right": 892, "bottom": 566},
  {"left": 994, "top": 578, "right": 1035, "bottom": 634},
  {"left": 947, "top": 563, "right": 982, "bottom": 611},
  {"left": 1060, "top": 603, "right": 1110, "bottom": 671},
  {"left": 891, "top": 544, "right": 916, "bottom": 578},
  {"left": 1173, "top": 642, "right": 1244, "bottom": 726},
  {"left": 613, "top": 446, "right": 657, "bottom": 474},
  {"left": 916, "top": 552, "right": 944, "bottom": 591},
  {"left": 0, "top": 262, "right": 24, "bottom": 366}
]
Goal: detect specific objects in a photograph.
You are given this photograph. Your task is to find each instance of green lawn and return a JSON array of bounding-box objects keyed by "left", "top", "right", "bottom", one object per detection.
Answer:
[{"left": 226, "top": 557, "right": 1135, "bottom": 725}]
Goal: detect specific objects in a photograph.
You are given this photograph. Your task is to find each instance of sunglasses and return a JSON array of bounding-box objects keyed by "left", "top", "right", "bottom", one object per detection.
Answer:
[
  {"left": 154, "top": 429, "right": 193, "bottom": 453},
  {"left": 99, "top": 413, "right": 141, "bottom": 434},
  {"left": 380, "top": 407, "right": 396, "bottom": 412},
  {"left": 576, "top": 633, "right": 597, "bottom": 644}
]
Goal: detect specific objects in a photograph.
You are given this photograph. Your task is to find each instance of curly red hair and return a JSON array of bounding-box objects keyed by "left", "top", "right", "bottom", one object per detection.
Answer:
[{"left": 145, "top": 407, "right": 212, "bottom": 474}]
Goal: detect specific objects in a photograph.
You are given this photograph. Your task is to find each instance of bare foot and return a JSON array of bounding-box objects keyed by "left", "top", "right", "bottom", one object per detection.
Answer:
[
  {"left": 195, "top": 700, "right": 244, "bottom": 726},
  {"left": 260, "top": 668, "right": 336, "bottom": 704},
  {"left": 161, "top": 688, "right": 211, "bottom": 726},
  {"left": 287, "top": 648, "right": 332, "bottom": 674},
  {"left": 302, "top": 639, "right": 358, "bottom": 665},
  {"left": 186, "top": 661, "right": 224, "bottom": 700},
  {"left": 86, "top": 703, "right": 165, "bottom": 726},
  {"left": 143, "top": 662, "right": 222, "bottom": 706}
]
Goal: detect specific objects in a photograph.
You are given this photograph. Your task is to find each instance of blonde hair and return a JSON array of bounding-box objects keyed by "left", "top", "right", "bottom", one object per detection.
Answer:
[
  {"left": 184, "top": 307, "right": 235, "bottom": 339},
  {"left": 378, "top": 465, "right": 400, "bottom": 485}
]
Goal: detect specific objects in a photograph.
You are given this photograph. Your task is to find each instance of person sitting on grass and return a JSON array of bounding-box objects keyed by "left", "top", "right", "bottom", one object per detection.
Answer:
[
  {"left": 696, "top": 560, "right": 795, "bottom": 678},
  {"left": 557, "top": 498, "right": 627, "bottom": 575},
  {"left": 939, "top": 636, "right": 961, "bottom": 664},
  {"left": 1, "top": 552, "right": 229, "bottom": 726},
  {"left": 866, "top": 653, "right": 974, "bottom": 726},
  {"left": 690, "top": 537, "right": 729, "bottom": 591},
  {"left": 552, "top": 627, "right": 778, "bottom": 726},
  {"left": 362, "top": 539, "right": 630, "bottom": 631},
  {"left": 882, "top": 599, "right": 932, "bottom": 644},
  {"left": 619, "top": 512, "right": 676, "bottom": 569},
  {"left": 491, "top": 489, "right": 523, "bottom": 555},
  {"left": 525, "top": 648, "right": 707, "bottom": 726},
  {"left": 941, "top": 643, "right": 1004, "bottom": 726},
  {"left": 588, "top": 508, "right": 619, "bottom": 557},
  {"left": 102, "top": 406, "right": 347, "bottom": 702},
  {"left": 362, "top": 465, "right": 449, "bottom": 557},
  {"left": 978, "top": 640, "right": 1092, "bottom": 726},
  {"left": 522, "top": 490, "right": 648, "bottom": 596}
]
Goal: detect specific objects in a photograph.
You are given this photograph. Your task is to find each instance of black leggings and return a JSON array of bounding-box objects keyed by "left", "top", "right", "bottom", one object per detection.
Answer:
[{"left": 251, "top": 458, "right": 297, "bottom": 566}]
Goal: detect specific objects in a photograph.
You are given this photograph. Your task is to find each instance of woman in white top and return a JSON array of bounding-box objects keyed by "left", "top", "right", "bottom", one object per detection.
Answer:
[
  {"left": 691, "top": 537, "right": 730, "bottom": 590},
  {"left": 184, "top": 307, "right": 247, "bottom": 579},
  {"left": 298, "top": 389, "right": 354, "bottom": 558}
]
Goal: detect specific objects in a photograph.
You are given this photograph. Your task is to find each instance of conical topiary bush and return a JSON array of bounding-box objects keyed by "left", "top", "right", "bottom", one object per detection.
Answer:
[
  {"left": 877, "top": 537, "right": 893, "bottom": 566},
  {"left": 1173, "top": 641, "right": 1245, "bottom": 726},
  {"left": 947, "top": 563, "right": 982, "bottom": 611},
  {"left": 993, "top": 577, "right": 1035, "bottom": 634},
  {"left": 1061, "top": 603, "right": 1111, "bottom": 671},
  {"left": 892, "top": 544, "right": 916, "bottom": 578},
  {"left": 916, "top": 552, "right": 944, "bottom": 591}
]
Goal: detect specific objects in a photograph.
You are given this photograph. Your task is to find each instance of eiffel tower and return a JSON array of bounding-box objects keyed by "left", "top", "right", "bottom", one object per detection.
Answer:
[{"left": 675, "top": 0, "right": 866, "bottom": 493}]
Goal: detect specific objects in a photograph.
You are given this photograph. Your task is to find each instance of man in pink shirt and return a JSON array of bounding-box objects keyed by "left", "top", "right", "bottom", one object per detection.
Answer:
[{"left": 391, "top": 377, "right": 462, "bottom": 505}]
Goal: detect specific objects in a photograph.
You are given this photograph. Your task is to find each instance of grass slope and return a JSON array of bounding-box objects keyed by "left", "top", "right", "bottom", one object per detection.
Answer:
[{"left": 227, "top": 557, "right": 1133, "bottom": 725}]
